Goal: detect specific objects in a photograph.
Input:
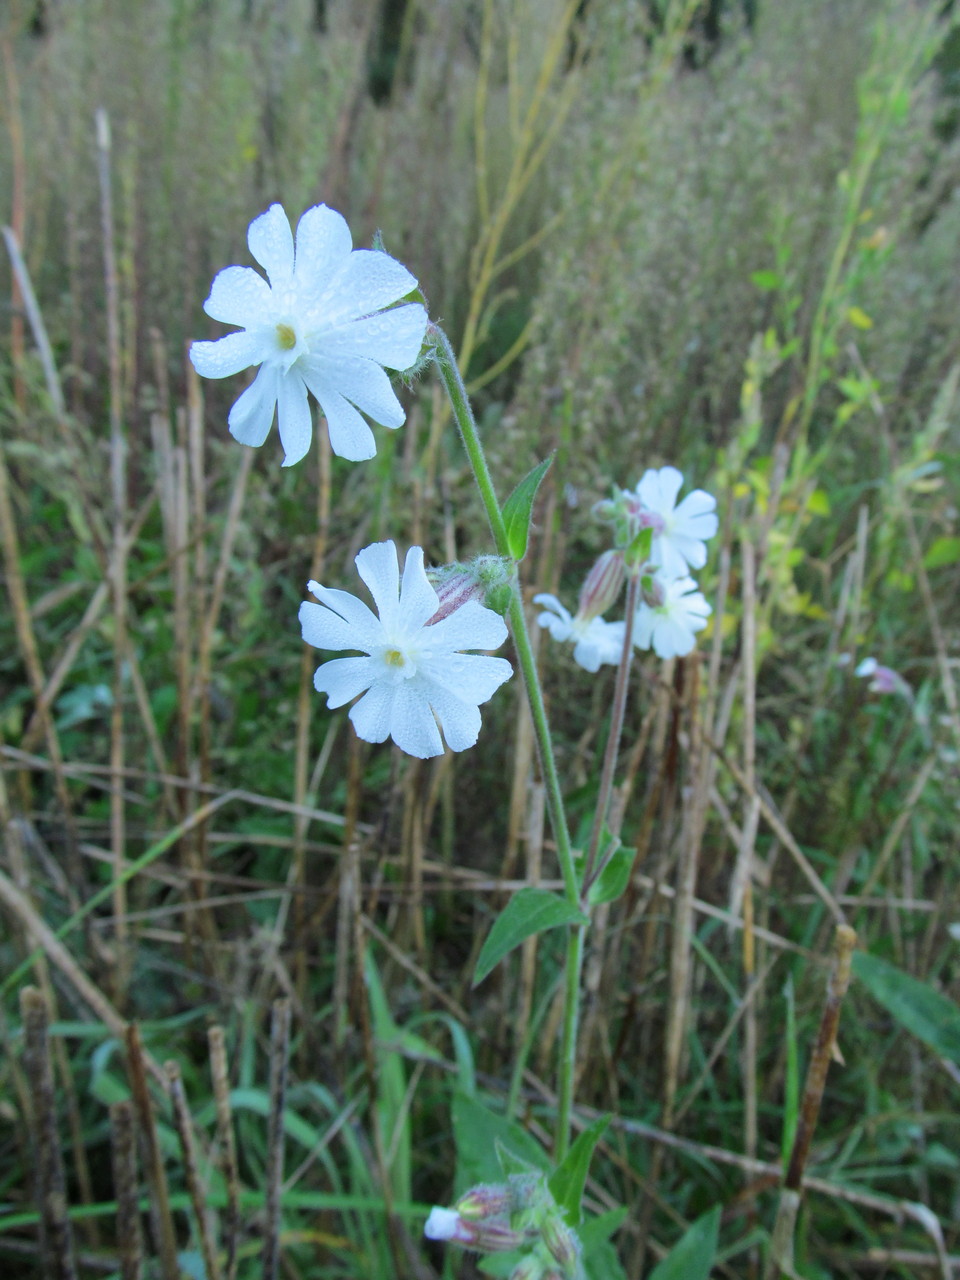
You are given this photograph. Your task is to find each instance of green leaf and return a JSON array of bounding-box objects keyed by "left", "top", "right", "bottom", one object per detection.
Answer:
[
  {"left": 548, "top": 1114, "right": 610, "bottom": 1224},
  {"left": 580, "top": 1209, "right": 629, "bottom": 1280},
  {"left": 648, "top": 1205, "right": 720, "bottom": 1280},
  {"left": 852, "top": 951, "right": 960, "bottom": 1063},
  {"left": 502, "top": 456, "right": 552, "bottom": 561},
  {"left": 923, "top": 536, "right": 960, "bottom": 569},
  {"left": 452, "top": 1092, "right": 549, "bottom": 1189},
  {"left": 847, "top": 304, "right": 873, "bottom": 330},
  {"left": 473, "top": 888, "right": 586, "bottom": 986},
  {"left": 806, "top": 488, "right": 831, "bottom": 516},
  {"left": 750, "top": 269, "right": 781, "bottom": 290},
  {"left": 587, "top": 840, "right": 636, "bottom": 907}
]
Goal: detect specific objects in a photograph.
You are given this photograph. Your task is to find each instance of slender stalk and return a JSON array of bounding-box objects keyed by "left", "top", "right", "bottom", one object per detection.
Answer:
[
  {"left": 581, "top": 572, "right": 640, "bottom": 894},
  {"left": 432, "top": 324, "right": 581, "bottom": 1154},
  {"left": 431, "top": 328, "right": 575, "bottom": 897}
]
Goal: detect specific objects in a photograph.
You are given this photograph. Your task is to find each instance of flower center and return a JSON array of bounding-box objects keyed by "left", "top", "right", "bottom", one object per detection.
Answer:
[
  {"left": 383, "top": 648, "right": 406, "bottom": 667},
  {"left": 276, "top": 322, "right": 298, "bottom": 350}
]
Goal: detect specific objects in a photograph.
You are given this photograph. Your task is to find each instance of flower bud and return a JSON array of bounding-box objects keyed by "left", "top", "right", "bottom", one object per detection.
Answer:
[
  {"left": 426, "top": 556, "right": 512, "bottom": 622},
  {"left": 541, "top": 1215, "right": 582, "bottom": 1277},
  {"left": 640, "top": 572, "right": 666, "bottom": 609},
  {"left": 576, "top": 550, "right": 625, "bottom": 622},
  {"left": 509, "top": 1257, "right": 547, "bottom": 1280},
  {"left": 456, "top": 1183, "right": 514, "bottom": 1220},
  {"left": 471, "top": 1220, "right": 540, "bottom": 1253}
]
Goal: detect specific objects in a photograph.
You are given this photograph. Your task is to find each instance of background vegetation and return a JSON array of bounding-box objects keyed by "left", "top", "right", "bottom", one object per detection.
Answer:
[{"left": 1, "top": 0, "right": 959, "bottom": 1276}]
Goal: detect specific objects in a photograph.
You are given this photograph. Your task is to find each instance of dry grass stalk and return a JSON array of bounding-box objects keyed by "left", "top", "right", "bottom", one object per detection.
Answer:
[
  {"left": 765, "top": 923, "right": 858, "bottom": 1280},
  {"left": 125, "top": 1025, "right": 179, "bottom": 1279},
  {"left": 109, "top": 1099, "right": 143, "bottom": 1280},
  {"left": 262, "top": 997, "right": 292, "bottom": 1280},
  {"left": 19, "top": 985, "right": 78, "bottom": 1280},
  {"left": 166, "top": 1058, "right": 223, "bottom": 1280},
  {"left": 736, "top": 538, "right": 761, "bottom": 1172},
  {"left": 208, "top": 1025, "right": 241, "bottom": 1280},
  {"left": 95, "top": 106, "right": 131, "bottom": 1000}
]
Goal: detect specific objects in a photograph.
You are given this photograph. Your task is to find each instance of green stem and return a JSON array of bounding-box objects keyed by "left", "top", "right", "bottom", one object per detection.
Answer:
[
  {"left": 432, "top": 324, "right": 582, "bottom": 1153},
  {"left": 581, "top": 571, "right": 640, "bottom": 896}
]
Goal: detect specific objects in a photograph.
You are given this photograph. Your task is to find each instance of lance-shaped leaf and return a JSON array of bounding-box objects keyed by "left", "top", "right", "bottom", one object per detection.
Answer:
[
  {"left": 474, "top": 887, "right": 586, "bottom": 986},
  {"left": 502, "top": 456, "right": 552, "bottom": 562}
]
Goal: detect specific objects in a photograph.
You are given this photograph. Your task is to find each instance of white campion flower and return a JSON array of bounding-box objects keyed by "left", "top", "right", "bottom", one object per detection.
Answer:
[
  {"left": 190, "top": 203, "right": 428, "bottom": 466},
  {"left": 634, "top": 574, "right": 711, "bottom": 660},
  {"left": 855, "top": 656, "right": 912, "bottom": 699},
  {"left": 632, "top": 465, "right": 718, "bottom": 580},
  {"left": 299, "top": 541, "right": 512, "bottom": 759},
  {"left": 534, "top": 594, "right": 626, "bottom": 673}
]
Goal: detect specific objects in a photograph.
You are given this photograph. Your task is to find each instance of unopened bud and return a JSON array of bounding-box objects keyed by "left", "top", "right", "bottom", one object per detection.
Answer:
[
  {"left": 472, "top": 1220, "right": 540, "bottom": 1253},
  {"left": 456, "top": 1182, "right": 513, "bottom": 1220},
  {"left": 426, "top": 556, "right": 513, "bottom": 622},
  {"left": 507, "top": 1172, "right": 544, "bottom": 1211},
  {"left": 640, "top": 572, "right": 665, "bottom": 608},
  {"left": 576, "top": 550, "right": 625, "bottom": 622},
  {"left": 541, "top": 1215, "right": 582, "bottom": 1276},
  {"left": 509, "top": 1257, "right": 547, "bottom": 1280}
]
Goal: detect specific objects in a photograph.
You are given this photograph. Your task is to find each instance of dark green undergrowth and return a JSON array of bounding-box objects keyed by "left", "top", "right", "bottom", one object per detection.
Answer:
[{"left": 1, "top": 1, "right": 959, "bottom": 1277}]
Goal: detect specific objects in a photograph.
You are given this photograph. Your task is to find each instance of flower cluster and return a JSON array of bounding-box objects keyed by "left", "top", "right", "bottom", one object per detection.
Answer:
[
  {"left": 424, "top": 1173, "right": 583, "bottom": 1280},
  {"left": 194, "top": 205, "right": 512, "bottom": 757},
  {"left": 537, "top": 465, "right": 716, "bottom": 668}
]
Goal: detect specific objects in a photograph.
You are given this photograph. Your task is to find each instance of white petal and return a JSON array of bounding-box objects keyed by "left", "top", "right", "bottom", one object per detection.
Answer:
[
  {"left": 323, "top": 303, "right": 428, "bottom": 371},
  {"left": 294, "top": 204, "right": 352, "bottom": 295},
  {"left": 424, "top": 1208, "right": 461, "bottom": 1242},
  {"left": 572, "top": 637, "right": 604, "bottom": 673},
  {"left": 423, "top": 653, "right": 513, "bottom": 705},
  {"left": 307, "top": 583, "right": 383, "bottom": 641},
  {"left": 674, "top": 489, "right": 717, "bottom": 524},
  {"left": 649, "top": 537, "right": 690, "bottom": 581},
  {"left": 638, "top": 465, "right": 683, "bottom": 513},
  {"left": 247, "top": 204, "right": 295, "bottom": 285},
  {"left": 190, "top": 331, "right": 264, "bottom": 380},
  {"left": 314, "top": 655, "right": 376, "bottom": 707},
  {"left": 426, "top": 600, "right": 508, "bottom": 653},
  {"left": 355, "top": 541, "right": 401, "bottom": 631},
  {"left": 653, "top": 617, "right": 695, "bottom": 659},
  {"left": 323, "top": 250, "right": 418, "bottom": 324},
  {"left": 669, "top": 534, "right": 709, "bottom": 572},
  {"left": 399, "top": 546, "right": 440, "bottom": 631},
  {"left": 276, "top": 372, "right": 313, "bottom": 467},
  {"left": 204, "top": 266, "right": 274, "bottom": 327},
  {"left": 227, "top": 365, "right": 279, "bottom": 447},
  {"left": 308, "top": 383, "right": 377, "bottom": 460},
  {"left": 386, "top": 681, "right": 444, "bottom": 758},
  {"left": 421, "top": 681, "right": 482, "bottom": 753},
  {"left": 633, "top": 605, "right": 655, "bottom": 651},
  {"left": 299, "top": 600, "right": 376, "bottom": 654},
  {"left": 305, "top": 354, "right": 405, "bottom": 428}
]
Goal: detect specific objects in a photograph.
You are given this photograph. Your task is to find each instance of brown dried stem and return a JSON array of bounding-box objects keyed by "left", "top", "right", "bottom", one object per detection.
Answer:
[
  {"left": 20, "top": 986, "right": 78, "bottom": 1280},
  {"left": 262, "top": 997, "right": 292, "bottom": 1280}
]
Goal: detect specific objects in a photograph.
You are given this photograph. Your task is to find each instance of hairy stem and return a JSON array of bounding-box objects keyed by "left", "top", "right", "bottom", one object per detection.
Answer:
[{"left": 432, "top": 324, "right": 582, "bottom": 1154}]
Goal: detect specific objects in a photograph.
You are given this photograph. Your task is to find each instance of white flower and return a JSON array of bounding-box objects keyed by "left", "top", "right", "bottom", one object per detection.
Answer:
[
  {"left": 633, "top": 465, "right": 718, "bottom": 579},
  {"left": 634, "top": 575, "right": 711, "bottom": 659},
  {"left": 855, "top": 656, "right": 911, "bottom": 699},
  {"left": 424, "top": 1207, "right": 464, "bottom": 1242},
  {"left": 299, "top": 541, "right": 512, "bottom": 759},
  {"left": 534, "top": 594, "right": 626, "bottom": 673},
  {"left": 191, "top": 203, "right": 428, "bottom": 466}
]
